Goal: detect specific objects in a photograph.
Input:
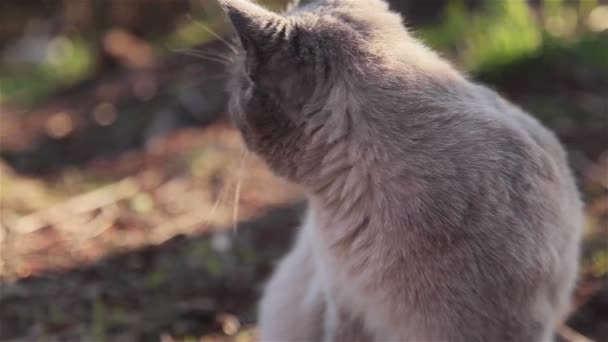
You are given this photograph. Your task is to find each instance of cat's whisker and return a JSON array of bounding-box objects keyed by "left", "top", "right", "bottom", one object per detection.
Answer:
[
  {"left": 200, "top": 52, "right": 234, "bottom": 65},
  {"left": 206, "top": 173, "right": 231, "bottom": 225},
  {"left": 171, "top": 48, "right": 232, "bottom": 65},
  {"left": 190, "top": 52, "right": 232, "bottom": 65},
  {"left": 191, "top": 20, "right": 238, "bottom": 53},
  {"left": 231, "top": 146, "right": 249, "bottom": 233},
  {"left": 191, "top": 48, "right": 234, "bottom": 63}
]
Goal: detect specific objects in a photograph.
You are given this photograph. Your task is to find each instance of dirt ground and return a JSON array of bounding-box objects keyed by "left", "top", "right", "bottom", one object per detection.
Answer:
[
  {"left": 1, "top": 31, "right": 607, "bottom": 342},
  {"left": 0, "top": 116, "right": 606, "bottom": 341}
]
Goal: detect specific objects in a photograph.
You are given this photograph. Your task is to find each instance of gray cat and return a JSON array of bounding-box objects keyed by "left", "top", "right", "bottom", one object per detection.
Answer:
[{"left": 218, "top": 0, "right": 584, "bottom": 340}]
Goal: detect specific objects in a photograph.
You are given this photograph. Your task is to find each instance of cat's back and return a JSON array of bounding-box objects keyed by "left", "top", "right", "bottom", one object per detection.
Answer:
[
  {"left": 473, "top": 84, "right": 582, "bottom": 219},
  {"left": 452, "top": 83, "right": 583, "bottom": 262},
  {"left": 391, "top": 78, "right": 584, "bottom": 256},
  {"left": 474, "top": 84, "right": 569, "bottom": 166}
]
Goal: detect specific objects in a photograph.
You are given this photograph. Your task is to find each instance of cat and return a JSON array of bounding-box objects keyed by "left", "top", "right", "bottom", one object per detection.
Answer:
[{"left": 218, "top": 0, "right": 584, "bottom": 340}]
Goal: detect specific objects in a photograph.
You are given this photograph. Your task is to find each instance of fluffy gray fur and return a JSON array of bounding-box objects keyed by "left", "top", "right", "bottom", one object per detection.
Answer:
[{"left": 218, "top": 0, "right": 583, "bottom": 340}]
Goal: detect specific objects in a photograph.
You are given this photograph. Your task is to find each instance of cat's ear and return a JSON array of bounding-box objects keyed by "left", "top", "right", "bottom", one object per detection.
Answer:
[{"left": 218, "top": 0, "right": 285, "bottom": 51}]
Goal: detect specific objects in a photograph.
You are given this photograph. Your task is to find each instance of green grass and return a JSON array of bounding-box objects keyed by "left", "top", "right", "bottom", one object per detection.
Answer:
[
  {"left": 2, "top": 1, "right": 606, "bottom": 108},
  {"left": 418, "top": 0, "right": 607, "bottom": 76},
  {"left": 0, "top": 37, "right": 95, "bottom": 106},
  {"left": 420, "top": 0, "right": 542, "bottom": 74}
]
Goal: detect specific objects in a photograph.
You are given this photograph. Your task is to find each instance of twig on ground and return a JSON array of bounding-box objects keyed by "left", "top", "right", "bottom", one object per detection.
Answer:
[{"left": 13, "top": 178, "right": 140, "bottom": 234}]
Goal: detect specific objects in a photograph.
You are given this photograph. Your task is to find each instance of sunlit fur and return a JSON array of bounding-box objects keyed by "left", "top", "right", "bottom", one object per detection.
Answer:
[{"left": 220, "top": 0, "right": 583, "bottom": 340}]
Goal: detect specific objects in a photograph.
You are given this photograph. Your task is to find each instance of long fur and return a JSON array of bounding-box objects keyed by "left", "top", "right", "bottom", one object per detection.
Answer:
[{"left": 220, "top": 0, "right": 583, "bottom": 340}]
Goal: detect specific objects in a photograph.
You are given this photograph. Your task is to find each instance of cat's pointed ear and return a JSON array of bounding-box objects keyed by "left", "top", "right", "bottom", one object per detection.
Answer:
[{"left": 218, "top": 0, "right": 284, "bottom": 50}]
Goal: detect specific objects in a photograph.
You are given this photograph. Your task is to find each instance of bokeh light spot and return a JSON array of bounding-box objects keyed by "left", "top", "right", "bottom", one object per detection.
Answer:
[
  {"left": 45, "top": 112, "right": 74, "bottom": 139},
  {"left": 92, "top": 102, "right": 117, "bottom": 126}
]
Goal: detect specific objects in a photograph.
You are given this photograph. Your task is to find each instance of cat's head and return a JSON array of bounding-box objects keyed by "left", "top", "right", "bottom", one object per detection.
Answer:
[{"left": 219, "top": 0, "right": 410, "bottom": 181}]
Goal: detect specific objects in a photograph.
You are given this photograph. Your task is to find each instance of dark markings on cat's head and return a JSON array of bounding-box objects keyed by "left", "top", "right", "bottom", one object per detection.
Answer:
[{"left": 219, "top": 0, "right": 406, "bottom": 180}]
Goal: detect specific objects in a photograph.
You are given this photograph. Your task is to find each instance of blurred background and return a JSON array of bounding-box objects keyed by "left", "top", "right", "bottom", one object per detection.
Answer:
[{"left": 0, "top": 0, "right": 606, "bottom": 341}]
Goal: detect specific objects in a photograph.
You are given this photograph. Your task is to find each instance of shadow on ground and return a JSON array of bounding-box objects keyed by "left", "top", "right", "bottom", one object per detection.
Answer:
[{"left": 0, "top": 203, "right": 306, "bottom": 341}]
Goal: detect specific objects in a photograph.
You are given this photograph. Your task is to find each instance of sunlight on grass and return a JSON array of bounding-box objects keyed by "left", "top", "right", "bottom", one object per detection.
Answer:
[
  {"left": 589, "top": 249, "right": 608, "bottom": 277},
  {"left": 420, "top": 0, "right": 542, "bottom": 73},
  {"left": 419, "top": 0, "right": 608, "bottom": 76}
]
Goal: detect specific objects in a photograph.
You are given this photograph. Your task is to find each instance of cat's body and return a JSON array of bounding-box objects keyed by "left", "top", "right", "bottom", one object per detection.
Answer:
[{"left": 218, "top": 0, "right": 583, "bottom": 340}]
